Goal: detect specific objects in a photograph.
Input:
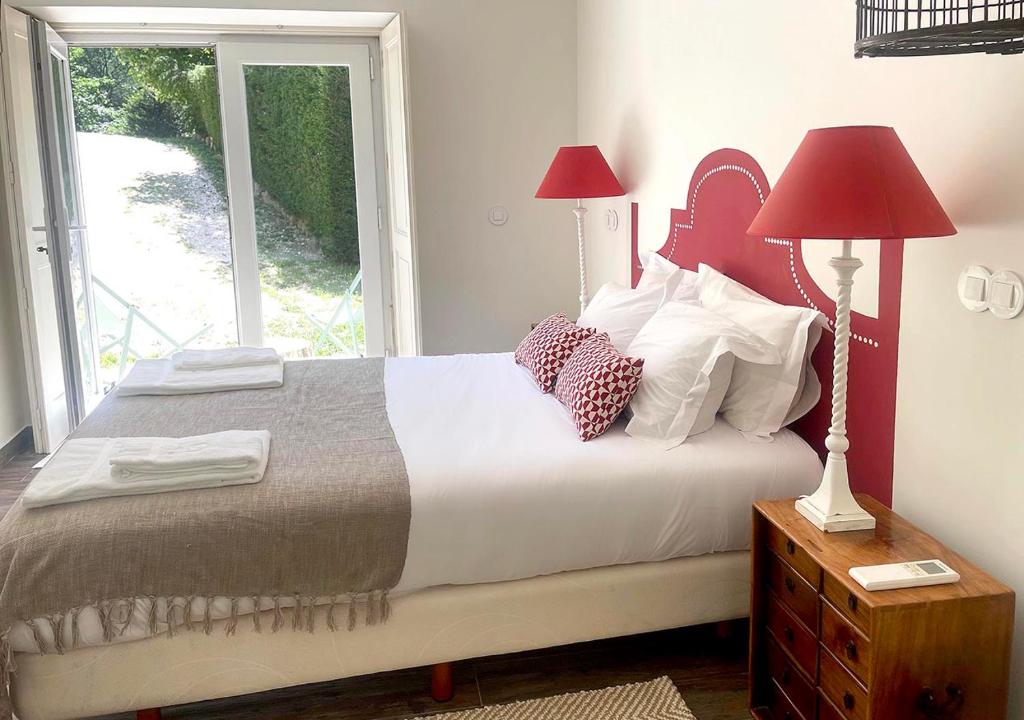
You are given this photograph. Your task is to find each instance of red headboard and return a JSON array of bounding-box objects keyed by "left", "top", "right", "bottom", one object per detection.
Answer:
[{"left": 630, "top": 148, "right": 903, "bottom": 505}]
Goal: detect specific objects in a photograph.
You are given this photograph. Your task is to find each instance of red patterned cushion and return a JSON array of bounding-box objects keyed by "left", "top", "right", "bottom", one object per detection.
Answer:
[
  {"left": 554, "top": 333, "right": 645, "bottom": 441},
  {"left": 514, "top": 313, "right": 594, "bottom": 392}
]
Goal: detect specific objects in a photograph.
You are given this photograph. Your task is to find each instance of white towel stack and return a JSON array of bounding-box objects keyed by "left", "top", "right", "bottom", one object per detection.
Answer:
[
  {"left": 171, "top": 346, "right": 281, "bottom": 371},
  {"left": 118, "top": 347, "right": 284, "bottom": 396},
  {"left": 22, "top": 430, "right": 272, "bottom": 508}
]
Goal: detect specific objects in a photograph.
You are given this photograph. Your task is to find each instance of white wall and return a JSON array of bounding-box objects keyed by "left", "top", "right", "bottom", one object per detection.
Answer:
[
  {"left": 11, "top": 0, "right": 580, "bottom": 356},
  {"left": 578, "top": 1, "right": 1024, "bottom": 715}
]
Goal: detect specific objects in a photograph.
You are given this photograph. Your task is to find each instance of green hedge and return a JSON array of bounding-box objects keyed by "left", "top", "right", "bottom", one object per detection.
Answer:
[
  {"left": 185, "top": 64, "right": 358, "bottom": 265},
  {"left": 186, "top": 65, "right": 222, "bottom": 152}
]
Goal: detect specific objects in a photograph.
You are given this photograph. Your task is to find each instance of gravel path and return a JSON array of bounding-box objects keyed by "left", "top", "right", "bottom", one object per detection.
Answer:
[{"left": 78, "top": 132, "right": 238, "bottom": 360}]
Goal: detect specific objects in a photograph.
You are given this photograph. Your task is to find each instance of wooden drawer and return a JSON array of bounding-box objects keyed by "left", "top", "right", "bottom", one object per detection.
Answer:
[
  {"left": 765, "top": 636, "right": 815, "bottom": 720},
  {"left": 765, "top": 523, "right": 821, "bottom": 588},
  {"left": 767, "top": 551, "right": 818, "bottom": 632},
  {"left": 766, "top": 591, "right": 817, "bottom": 680},
  {"left": 821, "top": 601, "right": 871, "bottom": 685},
  {"left": 817, "top": 690, "right": 846, "bottom": 720},
  {"left": 819, "top": 649, "right": 868, "bottom": 720},
  {"left": 822, "top": 572, "right": 870, "bottom": 635},
  {"left": 766, "top": 678, "right": 807, "bottom": 720}
]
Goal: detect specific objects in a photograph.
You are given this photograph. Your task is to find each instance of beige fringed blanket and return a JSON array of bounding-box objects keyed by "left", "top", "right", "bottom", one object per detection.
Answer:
[{"left": 0, "top": 358, "right": 411, "bottom": 705}]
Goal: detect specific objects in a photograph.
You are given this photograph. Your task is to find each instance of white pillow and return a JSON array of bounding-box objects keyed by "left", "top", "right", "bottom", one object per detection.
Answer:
[
  {"left": 636, "top": 251, "right": 700, "bottom": 304},
  {"left": 625, "top": 302, "right": 781, "bottom": 449},
  {"left": 668, "top": 269, "right": 701, "bottom": 304},
  {"left": 783, "top": 325, "right": 825, "bottom": 425},
  {"left": 697, "top": 264, "right": 827, "bottom": 438},
  {"left": 578, "top": 282, "right": 665, "bottom": 352}
]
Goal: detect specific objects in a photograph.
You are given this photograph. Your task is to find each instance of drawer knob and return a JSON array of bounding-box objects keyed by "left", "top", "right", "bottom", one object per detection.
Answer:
[
  {"left": 783, "top": 712, "right": 792, "bottom": 720},
  {"left": 917, "top": 684, "right": 966, "bottom": 717},
  {"left": 784, "top": 576, "right": 796, "bottom": 593},
  {"left": 847, "top": 593, "right": 858, "bottom": 612},
  {"left": 781, "top": 668, "right": 791, "bottom": 684},
  {"left": 783, "top": 626, "right": 794, "bottom": 643},
  {"left": 786, "top": 539, "right": 796, "bottom": 555},
  {"left": 844, "top": 691, "right": 856, "bottom": 710},
  {"left": 845, "top": 639, "right": 858, "bottom": 660}
]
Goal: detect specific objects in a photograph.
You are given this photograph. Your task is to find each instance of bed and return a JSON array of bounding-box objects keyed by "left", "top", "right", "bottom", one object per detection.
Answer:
[{"left": 1, "top": 148, "right": 904, "bottom": 720}]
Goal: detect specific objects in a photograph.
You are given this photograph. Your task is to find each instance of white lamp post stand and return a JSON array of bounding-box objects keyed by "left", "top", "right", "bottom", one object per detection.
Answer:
[
  {"left": 572, "top": 199, "right": 589, "bottom": 315},
  {"left": 795, "top": 240, "right": 876, "bottom": 533}
]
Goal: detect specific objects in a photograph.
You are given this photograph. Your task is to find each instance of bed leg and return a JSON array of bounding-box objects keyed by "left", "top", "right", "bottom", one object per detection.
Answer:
[
  {"left": 137, "top": 709, "right": 162, "bottom": 720},
  {"left": 714, "top": 619, "right": 737, "bottom": 640},
  {"left": 430, "top": 661, "right": 454, "bottom": 702}
]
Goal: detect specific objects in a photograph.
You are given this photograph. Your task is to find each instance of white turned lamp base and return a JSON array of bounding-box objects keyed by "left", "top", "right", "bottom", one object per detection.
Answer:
[
  {"left": 797, "top": 241, "right": 876, "bottom": 534},
  {"left": 572, "top": 200, "right": 589, "bottom": 315},
  {"left": 796, "top": 455, "right": 876, "bottom": 532}
]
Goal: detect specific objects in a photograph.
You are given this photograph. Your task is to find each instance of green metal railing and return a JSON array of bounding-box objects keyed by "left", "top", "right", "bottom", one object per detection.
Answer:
[{"left": 92, "top": 275, "right": 212, "bottom": 380}]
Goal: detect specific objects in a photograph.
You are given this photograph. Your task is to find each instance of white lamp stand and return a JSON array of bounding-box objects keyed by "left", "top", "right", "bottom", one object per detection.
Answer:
[
  {"left": 795, "top": 240, "right": 877, "bottom": 533},
  {"left": 572, "top": 199, "right": 589, "bottom": 315}
]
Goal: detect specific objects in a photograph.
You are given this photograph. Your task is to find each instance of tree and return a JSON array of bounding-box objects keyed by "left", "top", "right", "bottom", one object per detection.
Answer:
[
  {"left": 116, "top": 48, "right": 215, "bottom": 134},
  {"left": 70, "top": 47, "right": 216, "bottom": 137},
  {"left": 69, "top": 47, "right": 137, "bottom": 133}
]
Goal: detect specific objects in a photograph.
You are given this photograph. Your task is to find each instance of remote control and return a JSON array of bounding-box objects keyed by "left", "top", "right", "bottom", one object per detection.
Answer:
[{"left": 849, "top": 559, "right": 960, "bottom": 591}]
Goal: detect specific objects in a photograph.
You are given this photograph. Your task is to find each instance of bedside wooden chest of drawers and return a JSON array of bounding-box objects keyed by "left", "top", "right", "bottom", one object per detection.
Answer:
[{"left": 749, "top": 495, "right": 1015, "bottom": 720}]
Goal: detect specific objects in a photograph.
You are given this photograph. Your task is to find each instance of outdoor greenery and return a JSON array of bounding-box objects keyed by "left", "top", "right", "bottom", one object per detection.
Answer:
[
  {"left": 70, "top": 47, "right": 360, "bottom": 265},
  {"left": 185, "top": 65, "right": 222, "bottom": 151},
  {"left": 244, "top": 65, "right": 358, "bottom": 265},
  {"left": 69, "top": 47, "right": 183, "bottom": 136}
]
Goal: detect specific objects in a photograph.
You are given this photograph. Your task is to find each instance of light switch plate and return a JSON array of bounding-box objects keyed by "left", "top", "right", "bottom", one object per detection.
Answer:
[
  {"left": 957, "top": 265, "right": 991, "bottom": 313},
  {"left": 606, "top": 209, "right": 619, "bottom": 231},
  {"left": 488, "top": 206, "right": 508, "bottom": 226},
  {"left": 989, "top": 280, "right": 1015, "bottom": 308},
  {"left": 989, "top": 270, "right": 1024, "bottom": 319},
  {"left": 963, "top": 275, "right": 986, "bottom": 302}
]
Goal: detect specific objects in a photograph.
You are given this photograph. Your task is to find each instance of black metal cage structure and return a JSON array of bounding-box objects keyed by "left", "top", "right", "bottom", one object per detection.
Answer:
[{"left": 855, "top": 0, "right": 1024, "bottom": 56}]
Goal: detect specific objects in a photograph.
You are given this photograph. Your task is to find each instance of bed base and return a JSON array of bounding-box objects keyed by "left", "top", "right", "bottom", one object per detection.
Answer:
[
  {"left": 13, "top": 552, "right": 750, "bottom": 719},
  {"left": 134, "top": 663, "right": 454, "bottom": 716}
]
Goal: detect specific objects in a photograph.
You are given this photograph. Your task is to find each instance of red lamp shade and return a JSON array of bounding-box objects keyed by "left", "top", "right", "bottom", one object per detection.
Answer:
[
  {"left": 536, "top": 145, "right": 625, "bottom": 199},
  {"left": 748, "top": 126, "right": 956, "bottom": 240}
]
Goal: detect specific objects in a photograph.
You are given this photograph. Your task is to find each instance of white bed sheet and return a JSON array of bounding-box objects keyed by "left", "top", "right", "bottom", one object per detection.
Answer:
[{"left": 389, "top": 352, "right": 822, "bottom": 592}]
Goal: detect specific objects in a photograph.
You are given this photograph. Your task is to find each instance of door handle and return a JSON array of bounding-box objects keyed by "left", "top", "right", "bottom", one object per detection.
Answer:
[{"left": 35, "top": 245, "right": 48, "bottom": 254}]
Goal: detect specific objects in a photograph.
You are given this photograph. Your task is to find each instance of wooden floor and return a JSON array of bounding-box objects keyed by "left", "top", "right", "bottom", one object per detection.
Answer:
[{"left": 1, "top": 450, "right": 751, "bottom": 720}]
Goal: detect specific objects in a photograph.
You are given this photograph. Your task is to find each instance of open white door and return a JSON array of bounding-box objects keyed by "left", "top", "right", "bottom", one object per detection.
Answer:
[
  {"left": 0, "top": 7, "right": 68, "bottom": 451},
  {"left": 32, "top": 18, "right": 101, "bottom": 421},
  {"left": 380, "top": 15, "right": 421, "bottom": 356}
]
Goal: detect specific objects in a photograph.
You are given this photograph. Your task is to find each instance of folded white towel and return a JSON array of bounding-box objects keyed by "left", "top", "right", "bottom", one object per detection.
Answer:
[
  {"left": 172, "top": 347, "right": 281, "bottom": 371},
  {"left": 22, "top": 431, "right": 272, "bottom": 508},
  {"left": 117, "top": 358, "right": 283, "bottom": 396},
  {"left": 109, "top": 430, "right": 269, "bottom": 484}
]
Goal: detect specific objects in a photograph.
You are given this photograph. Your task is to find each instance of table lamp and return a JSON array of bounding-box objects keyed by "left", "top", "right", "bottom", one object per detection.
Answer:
[
  {"left": 536, "top": 145, "right": 625, "bottom": 314},
  {"left": 748, "top": 126, "right": 956, "bottom": 532}
]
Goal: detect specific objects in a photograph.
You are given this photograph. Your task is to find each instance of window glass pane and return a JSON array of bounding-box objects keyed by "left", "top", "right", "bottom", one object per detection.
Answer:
[
  {"left": 50, "top": 54, "right": 80, "bottom": 227},
  {"left": 243, "top": 64, "right": 364, "bottom": 358}
]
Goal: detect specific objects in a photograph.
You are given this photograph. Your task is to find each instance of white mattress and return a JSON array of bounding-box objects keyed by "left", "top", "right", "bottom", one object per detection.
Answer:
[{"left": 389, "top": 352, "right": 822, "bottom": 592}]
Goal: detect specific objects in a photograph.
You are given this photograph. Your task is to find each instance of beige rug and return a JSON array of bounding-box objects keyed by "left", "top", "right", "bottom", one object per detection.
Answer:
[{"left": 423, "top": 676, "right": 697, "bottom": 720}]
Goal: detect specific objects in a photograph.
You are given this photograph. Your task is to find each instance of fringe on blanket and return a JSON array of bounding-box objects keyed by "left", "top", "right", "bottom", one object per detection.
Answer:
[{"left": 0, "top": 590, "right": 390, "bottom": 703}]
